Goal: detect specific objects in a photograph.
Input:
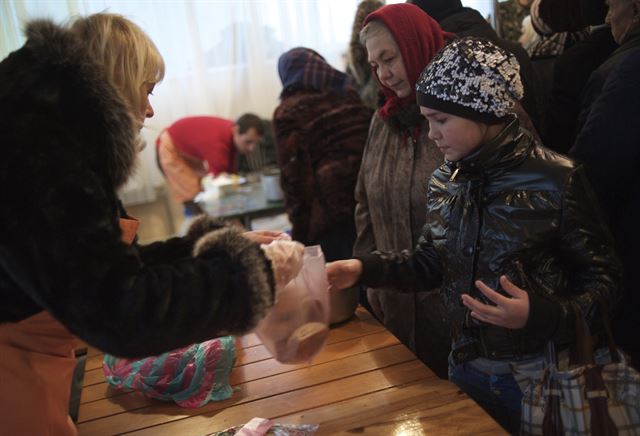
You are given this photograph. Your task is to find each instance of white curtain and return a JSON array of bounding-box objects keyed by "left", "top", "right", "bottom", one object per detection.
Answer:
[{"left": 1, "top": 0, "right": 492, "bottom": 204}]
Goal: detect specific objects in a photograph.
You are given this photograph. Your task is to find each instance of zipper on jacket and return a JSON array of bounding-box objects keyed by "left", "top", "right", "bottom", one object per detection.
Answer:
[
  {"left": 450, "top": 165, "right": 460, "bottom": 182},
  {"left": 470, "top": 179, "right": 488, "bottom": 356},
  {"left": 408, "top": 135, "right": 419, "bottom": 243},
  {"left": 470, "top": 181, "right": 484, "bottom": 284},
  {"left": 408, "top": 134, "right": 420, "bottom": 327}
]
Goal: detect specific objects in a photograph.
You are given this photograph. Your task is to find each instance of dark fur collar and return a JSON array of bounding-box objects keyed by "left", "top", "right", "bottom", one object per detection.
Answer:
[{"left": 2, "top": 20, "right": 137, "bottom": 191}]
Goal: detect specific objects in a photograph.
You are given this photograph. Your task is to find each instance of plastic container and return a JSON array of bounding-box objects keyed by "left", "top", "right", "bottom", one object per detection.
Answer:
[
  {"left": 329, "top": 286, "right": 359, "bottom": 325},
  {"left": 261, "top": 168, "right": 284, "bottom": 202}
]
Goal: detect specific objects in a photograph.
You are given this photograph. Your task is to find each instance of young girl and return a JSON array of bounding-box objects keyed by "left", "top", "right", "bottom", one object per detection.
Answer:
[
  {"left": 327, "top": 37, "right": 622, "bottom": 433},
  {"left": 0, "top": 13, "right": 296, "bottom": 434}
]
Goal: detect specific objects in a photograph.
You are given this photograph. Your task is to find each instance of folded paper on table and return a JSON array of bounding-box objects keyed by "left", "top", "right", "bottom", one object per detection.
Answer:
[{"left": 207, "top": 420, "right": 319, "bottom": 436}]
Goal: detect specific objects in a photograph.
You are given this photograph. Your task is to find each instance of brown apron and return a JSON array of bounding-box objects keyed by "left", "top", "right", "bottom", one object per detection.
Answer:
[{"left": 0, "top": 217, "right": 139, "bottom": 435}]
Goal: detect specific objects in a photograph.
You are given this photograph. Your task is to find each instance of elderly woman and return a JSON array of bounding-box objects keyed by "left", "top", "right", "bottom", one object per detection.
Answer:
[{"left": 353, "top": 3, "right": 451, "bottom": 378}]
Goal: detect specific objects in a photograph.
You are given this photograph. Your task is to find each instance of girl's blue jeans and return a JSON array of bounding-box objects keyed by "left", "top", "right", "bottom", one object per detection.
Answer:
[{"left": 449, "top": 358, "right": 522, "bottom": 435}]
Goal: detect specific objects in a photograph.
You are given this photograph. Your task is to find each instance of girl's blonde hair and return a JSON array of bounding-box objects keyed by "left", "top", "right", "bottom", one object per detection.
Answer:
[{"left": 69, "top": 13, "right": 165, "bottom": 116}]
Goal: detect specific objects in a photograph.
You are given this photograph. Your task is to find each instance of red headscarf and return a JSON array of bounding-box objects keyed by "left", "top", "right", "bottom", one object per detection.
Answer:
[{"left": 364, "top": 3, "right": 450, "bottom": 119}]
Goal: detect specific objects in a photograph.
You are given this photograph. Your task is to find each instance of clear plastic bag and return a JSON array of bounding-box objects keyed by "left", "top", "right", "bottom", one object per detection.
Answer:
[
  {"left": 102, "top": 336, "right": 235, "bottom": 408},
  {"left": 255, "top": 245, "right": 330, "bottom": 364}
]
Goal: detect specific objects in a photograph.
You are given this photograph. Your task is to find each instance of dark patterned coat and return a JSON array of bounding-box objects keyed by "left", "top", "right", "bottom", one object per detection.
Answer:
[
  {"left": 0, "top": 21, "right": 275, "bottom": 358},
  {"left": 273, "top": 89, "right": 371, "bottom": 247}
]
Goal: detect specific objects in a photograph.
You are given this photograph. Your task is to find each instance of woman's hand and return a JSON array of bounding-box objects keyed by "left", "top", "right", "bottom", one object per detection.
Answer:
[
  {"left": 243, "top": 230, "right": 290, "bottom": 245},
  {"left": 326, "top": 260, "right": 363, "bottom": 292},
  {"left": 261, "top": 239, "right": 304, "bottom": 286},
  {"left": 461, "top": 275, "right": 530, "bottom": 329}
]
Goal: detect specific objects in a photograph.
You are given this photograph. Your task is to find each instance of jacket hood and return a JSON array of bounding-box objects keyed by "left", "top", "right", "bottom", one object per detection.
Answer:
[{"left": 0, "top": 20, "right": 137, "bottom": 196}]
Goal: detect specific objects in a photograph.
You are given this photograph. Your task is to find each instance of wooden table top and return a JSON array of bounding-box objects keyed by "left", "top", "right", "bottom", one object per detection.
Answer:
[{"left": 77, "top": 308, "right": 506, "bottom": 435}]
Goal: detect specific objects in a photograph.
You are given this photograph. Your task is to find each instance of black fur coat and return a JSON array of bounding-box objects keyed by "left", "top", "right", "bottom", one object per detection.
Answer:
[{"left": 0, "top": 21, "right": 275, "bottom": 357}]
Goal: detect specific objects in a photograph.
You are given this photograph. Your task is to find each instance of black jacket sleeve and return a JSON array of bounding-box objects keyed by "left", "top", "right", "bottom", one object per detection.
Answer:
[
  {"left": 524, "top": 167, "right": 623, "bottom": 343},
  {"left": 356, "top": 234, "right": 443, "bottom": 293}
]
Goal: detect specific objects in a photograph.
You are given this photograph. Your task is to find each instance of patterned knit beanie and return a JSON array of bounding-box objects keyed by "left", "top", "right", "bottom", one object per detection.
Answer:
[
  {"left": 278, "top": 47, "right": 354, "bottom": 98},
  {"left": 415, "top": 37, "right": 523, "bottom": 124}
]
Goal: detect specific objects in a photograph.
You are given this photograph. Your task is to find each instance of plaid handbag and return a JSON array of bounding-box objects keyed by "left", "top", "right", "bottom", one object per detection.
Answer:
[{"left": 520, "top": 305, "right": 640, "bottom": 435}]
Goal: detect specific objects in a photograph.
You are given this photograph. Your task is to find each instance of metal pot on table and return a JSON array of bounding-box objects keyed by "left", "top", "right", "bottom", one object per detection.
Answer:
[{"left": 329, "top": 286, "right": 359, "bottom": 325}]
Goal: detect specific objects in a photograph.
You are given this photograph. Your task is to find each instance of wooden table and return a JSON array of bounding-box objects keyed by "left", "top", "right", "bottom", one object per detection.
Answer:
[{"left": 77, "top": 308, "right": 506, "bottom": 435}]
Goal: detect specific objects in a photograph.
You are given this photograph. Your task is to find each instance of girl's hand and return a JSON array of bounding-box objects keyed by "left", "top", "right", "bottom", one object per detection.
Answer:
[
  {"left": 461, "top": 275, "right": 529, "bottom": 329},
  {"left": 326, "top": 260, "right": 362, "bottom": 292}
]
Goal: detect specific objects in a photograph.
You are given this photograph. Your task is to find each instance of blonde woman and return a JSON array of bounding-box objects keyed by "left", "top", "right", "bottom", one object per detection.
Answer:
[{"left": 0, "top": 13, "right": 293, "bottom": 434}]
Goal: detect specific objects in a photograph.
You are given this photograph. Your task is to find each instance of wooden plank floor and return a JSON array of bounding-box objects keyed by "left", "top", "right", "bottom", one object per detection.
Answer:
[{"left": 77, "top": 308, "right": 506, "bottom": 435}]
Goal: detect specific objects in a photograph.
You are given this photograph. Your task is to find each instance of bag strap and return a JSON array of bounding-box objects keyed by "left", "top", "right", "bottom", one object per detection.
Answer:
[
  {"left": 568, "top": 298, "right": 619, "bottom": 366},
  {"left": 542, "top": 300, "right": 621, "bottom": 436},
  {"left": 542, "top": 341, "right": 565, "bottom": 436},
  {"left": 569, "top": 303, "right": 595, "bottom": 366},
  {"left": 542, "top": 306, "right": 594, "bottom": 367},
  {"left": 598, "top": 296, "right": 620, "bottom": 363},
  {"left": 585, "top": 365, "right": 619, "bottom": 436}
]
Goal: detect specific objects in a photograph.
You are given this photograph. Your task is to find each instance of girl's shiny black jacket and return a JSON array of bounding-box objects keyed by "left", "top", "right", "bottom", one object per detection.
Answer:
[{"left": 358, "top": 118, "right": 622, "bottom": 356}]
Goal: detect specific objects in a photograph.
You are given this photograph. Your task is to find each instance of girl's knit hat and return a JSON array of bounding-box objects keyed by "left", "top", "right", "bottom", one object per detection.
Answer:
[{"left": 415, "top": 37, "right": 523, "bottom": 124}]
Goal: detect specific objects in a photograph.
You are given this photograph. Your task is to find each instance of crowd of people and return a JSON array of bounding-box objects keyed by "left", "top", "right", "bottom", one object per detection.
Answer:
[{"left": 1, "top": 0, "right": 639, "bottom": 433}]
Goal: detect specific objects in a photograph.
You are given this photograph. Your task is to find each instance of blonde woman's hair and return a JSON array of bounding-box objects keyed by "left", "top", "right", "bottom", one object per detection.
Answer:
[
  {"left": 359, "top": 19, "right": 394, "bottom": 47},
  {"left": 69, "top": 13, "right": 165, "bottom": 116}
]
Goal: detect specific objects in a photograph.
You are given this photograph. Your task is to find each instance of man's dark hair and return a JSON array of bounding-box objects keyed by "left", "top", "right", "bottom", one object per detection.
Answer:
[{"left": 235, "top": 113, "right": 265, "bottom": 135}]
